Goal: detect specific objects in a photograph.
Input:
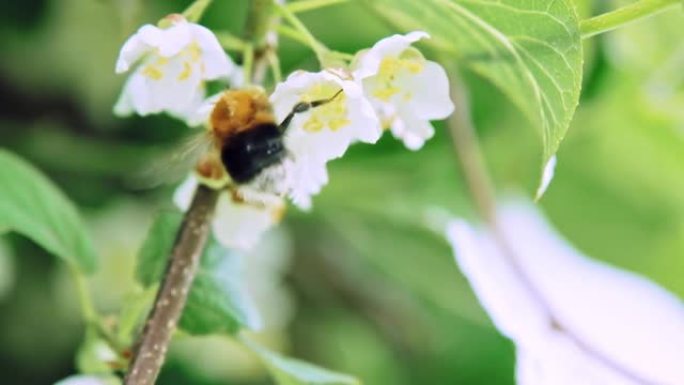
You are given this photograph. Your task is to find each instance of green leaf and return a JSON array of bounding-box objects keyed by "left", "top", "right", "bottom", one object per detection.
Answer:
[
  {"left": 367, "top": 0, "right": 583, "bottom": 164},
  {"left": 135, "top": 211, "right": 261, "bottom": 334},
  {"left": 244, "top": 337, "right": 361, "bottom": 385},
  {"left": 135, "top": 211, "right": 183, "bottom": 286},
  {"left": 0, "top": 149, "right": 97, "bottom": 273},
  {"left": 179, "top": 239, "right": 261, "bottom": 334}
]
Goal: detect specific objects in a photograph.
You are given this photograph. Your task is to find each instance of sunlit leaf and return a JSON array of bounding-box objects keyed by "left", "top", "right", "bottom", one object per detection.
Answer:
[
  {"left": 367, "top": 0, "right": 583, "bottom": 164},
  {"left": 0, "top": 149, "right": 98, "bottom": 273},
  {"left": 136, "top": 211, "right": 261, "bottom": 334},
  {"left": 244, "top": 337, "right": 361, "bottom": 385}
]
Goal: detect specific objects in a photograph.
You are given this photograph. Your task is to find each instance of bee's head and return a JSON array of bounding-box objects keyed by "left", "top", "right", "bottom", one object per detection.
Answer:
[{"left": 210, "top": 87, "right": 275, "bottom": 140}]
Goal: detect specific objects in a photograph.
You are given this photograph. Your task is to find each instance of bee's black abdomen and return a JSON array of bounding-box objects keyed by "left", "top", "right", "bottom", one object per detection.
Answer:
[{"left": 220, "top": 123, "right": 286, "bottom": 184}]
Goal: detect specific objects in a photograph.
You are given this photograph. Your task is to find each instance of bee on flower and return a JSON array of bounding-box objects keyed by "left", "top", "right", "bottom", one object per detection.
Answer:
[{"left": 113, "top": 12, "right": 453, "bottom": 250}]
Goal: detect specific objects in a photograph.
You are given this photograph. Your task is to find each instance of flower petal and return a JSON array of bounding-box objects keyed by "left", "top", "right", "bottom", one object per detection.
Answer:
[
  {"left": 288, "top": 157, "right": 329, "bottom": 210},
  {"left": 272, "top": 70, "right": 381, "bottom": 163},
  {"left": 353, "top": 31, "right": 430, "bottom": 80},
  {"left": 390, "top": 110, "right": 435, "bottom": 151},
  {"left": 173, "top": 175, "right": 199, "bottom": 211},
  {"left": 402, "top": 60, "right": 454, "bottom": 120},
  {"left": 212, "top": 194, "right": 283, "bottom": 251},
  {"left": 189, "top": 23, "right": 234, "bottom": 79},
  {"left": 144, "top": 19, "right": 193, "bottom": 58},
  {"left": 115, "top": 25, "right": 156, "bottom": 73},
  {"left": 446, "top": 202, "right": 684, "bottom": 384}
]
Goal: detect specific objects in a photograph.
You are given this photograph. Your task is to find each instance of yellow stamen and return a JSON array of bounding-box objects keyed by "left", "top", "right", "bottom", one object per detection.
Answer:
[
  {"left": 178, "top": 61, "right": 193, "bottom": 81},
  {"left": 142, "top": 65, "right": 164, "bottom": 80}
]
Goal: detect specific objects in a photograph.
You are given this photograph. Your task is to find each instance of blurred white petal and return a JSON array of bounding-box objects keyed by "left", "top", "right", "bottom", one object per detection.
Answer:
[
  {"left": 54, "top": 375, "right": 119, "bottom": 385},
  {"left": 173, "top": 175, "right": 283, "bottom": 251},
  {"left": 212, "top": 193, "right": 283, "bottom": 251},
  {"left": 173, "top": 174, "right": 199, "bottom": 211},
  {"left": 445, "top": 202, "right": 684, "bottom": 385}
]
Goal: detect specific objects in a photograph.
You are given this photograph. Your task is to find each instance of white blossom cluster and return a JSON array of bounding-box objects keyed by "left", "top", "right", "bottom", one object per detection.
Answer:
[{"left": 114, "top": 15, "right": 454, "bottom": 250}]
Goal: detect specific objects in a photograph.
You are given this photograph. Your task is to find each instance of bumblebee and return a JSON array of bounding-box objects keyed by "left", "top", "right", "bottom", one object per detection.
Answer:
[{"left": 208, "top": 87, "right": 342, "bottom": 184}]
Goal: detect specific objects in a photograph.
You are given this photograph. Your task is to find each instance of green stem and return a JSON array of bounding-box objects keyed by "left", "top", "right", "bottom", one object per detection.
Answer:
[
  {"left": 214, "top": 31, "right": 247, "bottom": 51},
  {"left": 580, "top": 0, "right": 681, "bottom": 39},
  {"left": 182, "top": 0, "right": 213, "bottom": 23},
  {"left": 71, "top": 266, "right": 96, "bottom": 323},
  {"left": 274, "top": 2, "right": 329, "bottom": 61},
  {"left": 286, "top": 0, "right": 348, "bottom": 13},
  {"left": 243, "top": 43, "right": 255, "bottom": 86},
  {"left": 268, "top": 51, "right": 283, "bottom": 84}
]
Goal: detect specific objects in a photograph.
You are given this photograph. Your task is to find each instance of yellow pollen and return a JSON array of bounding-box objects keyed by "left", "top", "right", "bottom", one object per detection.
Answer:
[
  {"left": 373, "top": 86, "right": 400, "bottom": 101},
  {"left": 329, "top": 118, "right": 351, "bottom": 131},
  {"left": 300, "top": 83, "right": 351, "bottom": 132},
  {"left": 303, "top": 117, "right": 324, "bottom": 133},
  {"left": 142, "top": 65, "right": 164, "bottom": 80},
  {"left": 373, "top": 50, "right": 425, "bottom": 101},
  {"left": 178, "top": 61, "right": 193, "bottom": 81}
]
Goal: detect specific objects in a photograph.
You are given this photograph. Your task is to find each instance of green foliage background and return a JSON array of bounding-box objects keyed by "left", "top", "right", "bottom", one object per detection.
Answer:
[{"left": 0, "top": 0, "right": 682, "bottom": 384}]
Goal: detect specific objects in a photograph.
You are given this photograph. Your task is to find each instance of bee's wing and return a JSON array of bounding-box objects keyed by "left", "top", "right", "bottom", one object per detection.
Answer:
[{"left": 128, "top": 131, "right": 215, "bottom": 189}]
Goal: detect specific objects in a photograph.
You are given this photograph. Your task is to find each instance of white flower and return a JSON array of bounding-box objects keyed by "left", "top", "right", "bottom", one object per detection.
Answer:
[
  {"left": 445, "top": 202, "right": 684, "bottom": 385},
  {"left": 353, "top": 31, "right": 454, "bottom": 150},
  {"left": 114, "top": 15, "right": 234, "bottom": 120},
  {"left": 271, "top": 70, "right": 382, "bottom": 161},
  {"left": 270, "top": 70, "right": 381, "bottom": 208},
  {"left": 174, "top": 175, "right": 284, "bottom": 251}
]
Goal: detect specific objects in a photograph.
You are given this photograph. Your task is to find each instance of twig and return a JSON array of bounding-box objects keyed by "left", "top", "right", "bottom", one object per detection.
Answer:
[
  {"left": 124, "top": 185, "right": 218, "bottom": 385},
  {"left": 123, "top": 2, "right": 280, "bottom": 384},
  {"left": 447, "top": 71, "right": 496, "bottom": 225},
  {"left": 580, "top": 0, "right": 680, "bottom": 39},
  {"left": 446, "top": 69, "right": 655, "bottom": 384}
]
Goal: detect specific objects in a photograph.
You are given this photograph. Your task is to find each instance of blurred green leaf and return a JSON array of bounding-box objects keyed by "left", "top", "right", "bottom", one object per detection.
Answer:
[
  {"left": 179, "top": 239, "right": 261, "bottom": 334},
  {"left": 136, "top": 211, "right": 260, "bottom": 335},
  {"left": 76, "top": 328, "right": 118, "bottom": 375},
  {"left": 136, "top": 211, "right": 182, "bottom": 287},
  {"left": 0, "top": 149, "right": 98, "bottom": 273},
  {"left": 244, "top": 337, "right": 361, "bottom": 385},
  {"left": 367, "top": 0, "right": 583, "bottom": 165}
]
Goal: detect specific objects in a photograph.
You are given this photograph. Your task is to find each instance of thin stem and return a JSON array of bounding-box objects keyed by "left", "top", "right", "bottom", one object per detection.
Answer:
[
  {"left": 274, "top": 2, "right": 329, "bottom": 61},
  {"left": 124, "top": 3, "right": 279, "bottom": 383},
  {"left": 447, "top": 71, "right": 496, "bottom": 224},
  {"left": 447, "top": 70, "right": 656, "bottom": 385},
  {"left": 580, "top": 0, "right": 681, "bottom": 39},
  {"left": 124, "top": 185, "right": 219, "bottom": 385},
  {"left": 276, "top": 25, "right": 312, "bottom": 47},
  {"left": 71, "top": 266, "right": 96, "bottom": 323},
  {"left": 182, "top": 0, "right": 213, "bottom": 23},
  {"left": 286, "top": 0, "right": 348, "bottom": 13},
  {"left": 268, "top": 51, "right": 283, "bottom": 84},
  {"left": 243, "top": 44, "right": 255, "bottom": 86},
  {"left": 214, "top": 31, "right": 247, "bottom": 51}
]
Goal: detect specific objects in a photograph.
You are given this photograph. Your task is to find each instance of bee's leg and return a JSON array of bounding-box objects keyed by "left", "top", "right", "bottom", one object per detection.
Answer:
[{"left": 277, "top": 89, "right": 344, "bottom": 133}]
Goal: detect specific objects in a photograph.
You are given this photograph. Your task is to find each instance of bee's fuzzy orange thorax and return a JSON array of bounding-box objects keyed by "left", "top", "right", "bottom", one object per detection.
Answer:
[{"left": 210, "top": 88, "right": 275, "bottom": 141}]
